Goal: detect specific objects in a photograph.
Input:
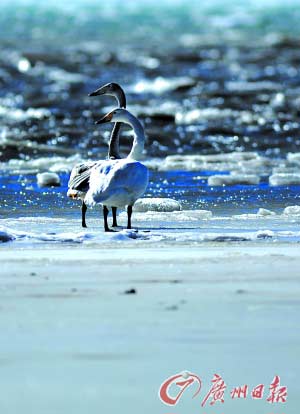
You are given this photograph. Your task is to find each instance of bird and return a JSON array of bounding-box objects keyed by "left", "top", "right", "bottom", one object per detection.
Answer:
[
  {"left": 85, "top": 108, "right": 149, "bottom": 232},
  {"left": 67, "top": 82, "right": 126, "bottom": 228}
]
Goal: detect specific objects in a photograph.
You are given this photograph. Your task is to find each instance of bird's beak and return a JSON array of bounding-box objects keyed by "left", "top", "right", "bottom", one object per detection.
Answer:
[
  {"left": 89, "top": 85, "right": 108, "bottom": 97},
  {"left": 95, "top": 112, "right": 113, "bottom": 124}
]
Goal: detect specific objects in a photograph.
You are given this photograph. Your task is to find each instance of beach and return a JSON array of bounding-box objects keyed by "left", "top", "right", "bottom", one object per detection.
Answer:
[{"left": 0, "top": 243, "right": 299, "bottom": 413}]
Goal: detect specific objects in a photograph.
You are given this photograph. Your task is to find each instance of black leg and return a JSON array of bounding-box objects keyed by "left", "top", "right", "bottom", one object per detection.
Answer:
[
  {"left": 103, "top": 205, "right": 110, "bottom": 232},
  {"left": 81, "top": 201, "right": 87, "bottom": 228},
  {"left": 103, "top": 206, "right": 116, "bottom": 232},
  {"left": 112, "top": 207, "right": 118, "bottom": 227},
  {"left": 127, "top": 205, "right": 132, "bottom": 229}
]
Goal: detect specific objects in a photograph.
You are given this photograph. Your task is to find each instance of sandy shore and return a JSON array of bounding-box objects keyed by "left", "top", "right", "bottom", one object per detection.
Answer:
[{"left": 0, "top": 244, "right": 299, "bottom": 413}]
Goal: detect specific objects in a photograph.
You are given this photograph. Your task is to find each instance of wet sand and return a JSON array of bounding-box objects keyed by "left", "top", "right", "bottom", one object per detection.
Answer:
[{"left": 0, "top": 244, "right": 299, "bottom": 413}]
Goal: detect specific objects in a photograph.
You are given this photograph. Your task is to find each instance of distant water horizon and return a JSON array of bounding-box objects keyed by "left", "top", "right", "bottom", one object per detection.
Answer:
[{"left": 1, "top": 0, "right": 300, "bottom": 47}]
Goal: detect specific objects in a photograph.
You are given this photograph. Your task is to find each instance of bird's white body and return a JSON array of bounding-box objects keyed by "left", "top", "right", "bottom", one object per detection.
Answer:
[
  {"left": 85, "top": 109, "right": 149, "bottom": 211},
  {"left": 85, "top": 158, "right": 148, "bottom": 208}
]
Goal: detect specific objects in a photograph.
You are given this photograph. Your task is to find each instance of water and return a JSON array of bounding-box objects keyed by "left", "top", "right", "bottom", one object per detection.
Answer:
[
  {"left": 1, "top": 0, "right": 300, "bottom": 160},
  {"left": 1, "top": 169, "right": 299, "bottom": 246}
]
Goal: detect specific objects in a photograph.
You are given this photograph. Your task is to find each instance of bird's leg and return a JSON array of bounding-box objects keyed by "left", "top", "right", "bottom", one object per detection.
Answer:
[
  {"left": 103, "top": 205, "right": 110, "bottom": 232},
  {"left": 127, "top": 205, "right": 133, "bottom": 229},
  {"left": 103, "top": 205, "right": 116, "bottom": 232},
  {"left": 81, "top": 201, "right": 87, "bottom": 228},
  {"left": 112, "top": 207, "right": 118, "bottom": 227}
]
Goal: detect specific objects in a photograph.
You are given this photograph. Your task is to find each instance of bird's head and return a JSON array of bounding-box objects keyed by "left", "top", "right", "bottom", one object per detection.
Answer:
[
  {"left": 89, "top": 82, "right": 126, "bottom": 107},
  {"left": 95, "top": 108, "right": 128, "bottom": 124}
]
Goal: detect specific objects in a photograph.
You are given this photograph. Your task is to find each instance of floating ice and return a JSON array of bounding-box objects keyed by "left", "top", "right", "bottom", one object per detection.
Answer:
[
  {"left": 47, "top": 68, "right": 86, "bottom": 84},
  {"left": 257, "top": 208, "right": 276, "bottom": 216},
  {"left": 0, "top": 106, "right": 50, "bottom": 121},
  {"left": 283, "top": 206, "right": 300, "bottom": 216},
  {"left": 129, "top": 76, "right": 195, "bottom": 95},
  {"left": 0, "top": 224, "right": 151, "bottom": 244},
  {"left": 158, "top": 152, "right": 268, "bottom": 173},
  {"left": 208, "top": 174, "right": 259, "bottom": 186},
  {"left": 175, "top": 108, "right": 254, "bottom": 124},
  {"left": 123, "top": 209, "right": 213, "bottom": 221},
  {"left": 269, "top": 173, "right": 300, "bottom": 186},
  {"left": 37, "top": 172, "right": 61, "bottom": 187},
  {"left": 134, "top": 198, "right": 182, "bottom": 212},
  {"left": 226, "top": 81, "right": 281, "bottom": 93},
  {"left": 1, "top": 154, "right": 82, "bottom": 173},
  {"left": 287, "top": 153, "right": 300, "bottom": 165}
]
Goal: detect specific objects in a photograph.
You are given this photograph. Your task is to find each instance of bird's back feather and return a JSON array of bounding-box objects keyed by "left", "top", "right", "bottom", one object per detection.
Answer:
[{"left": 85, "top": 159, "right": 148, "bottom": 207}]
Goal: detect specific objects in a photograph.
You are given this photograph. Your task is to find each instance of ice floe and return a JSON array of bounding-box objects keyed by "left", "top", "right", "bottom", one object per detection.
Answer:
[
  {"left": 1, "top": 152, "right": 300, "bottom": 180},
  {"left": 157, "top": 152, "right": 271, "bottom": 173},
  {"left": 283, "top": 206, "right": 300, "bottom": 216},
  {"left": 0, "top": 154, "right": 82, "bottom": 173},
  {"left": 269, "top": 173, "right": 300, "bottom": 186},
  {"left": 287, "top": 153, "right": 300, "bottom": 165},
  {"left": 175, "top": 108, "right": 255, "bottom": 125},
  {"left": 120, "top": 209, "right": 213, "bottom": 221},
  {"left": 37, "top": 172, "right": 61, "bottom": 187},
  {"left": 257, "top": 208, "right": 276, "bottom": 216},
  {"left": 208, "top": 174, "right": 259, "bottom": 186},
  {"left": 129, "top": 76, "right": 195, "bottom": 95},
  {"left": 134, "top": 198, "right": 182, "bottom": 212},
  {"left": 0, "top": 106, "right": 50, "bottom": 122},
  {"left": 0, "top": 225, "right": 150, "bottom": 244},
  {"left": 226, "top": 80, "right": 281, "bottom": 93}
]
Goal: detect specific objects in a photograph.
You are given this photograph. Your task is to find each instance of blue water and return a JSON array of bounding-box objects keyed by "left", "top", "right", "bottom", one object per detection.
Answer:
[{"left": 1, "top": 171, "right": 300, "bottom": 219}]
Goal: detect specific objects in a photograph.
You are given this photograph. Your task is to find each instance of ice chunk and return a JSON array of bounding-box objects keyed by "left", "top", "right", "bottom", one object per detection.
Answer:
[
  {"left": 257, "top": 208, "right": 276, "bottom": 216},
  {"left": 175, "top": 108, "right": 255, "bottom": 125},
  {"left": 129, "top": 76, "right": 195, "bottom": 95},
  {"left": 283, "top": 206, "right": 300, "bottom": 216},
  {"left": 208, "top": 174, "right": 259, "bottom": 186},
  {"left": 1, "top": 154, "right": 82, "bottom": 173},
  {"left": 124, "top": 209, "right": 213, "bottom": 221},
  {"left": 37, "top": 172, "right": 61, "bottom": 187},
  {"left": 226, "top": 80, "right": 280, "bottom": 93},
  {"left": 269, "top": 173, "right": 300, "bottom": 186},
  {"left": 158, "top": 152, "right": 268, "bottom": 173},
  {"left": 287, "top": 153, "right": 300, "bottom": 165},
  {"left": 0, "top": 106, "right": 50, "bottom": 121},
  {"left": 134, "top": 198, "right": 182, "bottom": 212}
]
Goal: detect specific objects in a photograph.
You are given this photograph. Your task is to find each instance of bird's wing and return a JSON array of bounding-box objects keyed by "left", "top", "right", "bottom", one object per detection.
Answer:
[
  {"left": 86, "top": 159, "right": 148, "bottom": 205},
  {"left": 87, "top": 160, "right": 117, "bottom": 193},
  {"left": 68, "top": 161, "right": 97, "bottom": 192}
]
